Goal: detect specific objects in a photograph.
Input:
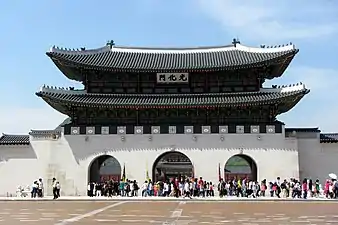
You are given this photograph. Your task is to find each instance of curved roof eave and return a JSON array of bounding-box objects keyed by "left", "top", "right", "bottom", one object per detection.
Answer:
[
  {"left": 36, "top": 84, "right": 309, "bottom": 110},
  {"left": 46, "top": 42, "right": 298, "bottom": 72},
  {"left": 48, "top": 43, "right": 297, "bottom": 54},
  {"left": 47, "top": 49, "right": 298, "bottom": 72}
]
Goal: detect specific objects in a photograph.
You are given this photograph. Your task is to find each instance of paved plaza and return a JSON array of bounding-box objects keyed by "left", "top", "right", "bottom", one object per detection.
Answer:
[{"left": 0, "top": 200, "right": 337, "bottom": 224}]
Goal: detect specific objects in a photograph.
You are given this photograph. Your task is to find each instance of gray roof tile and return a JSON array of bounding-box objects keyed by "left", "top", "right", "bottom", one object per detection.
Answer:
[
  {"left": 0, "top": 134, "right": 30, "bottom": 145},
  {"left": 285, "top": 128, "right": 320, "bottom": 133},
  {"left": 47, "top": 44, "right": 298, "bottom": 72},
  {"left": 320, "top": 133, "right": 338, "bottom": 143},
  {"left": 29, "top": 130, "right": 61, "bottom": 135},
  {"left": 36, "top": 88, "right": 309, "bottom": 109}
]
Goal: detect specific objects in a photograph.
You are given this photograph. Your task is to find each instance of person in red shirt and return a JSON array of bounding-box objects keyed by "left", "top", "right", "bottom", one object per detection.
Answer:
[
  {"left": 198, "top": 177, "right": 204, "bottom": 197},
  {"left": 302, "top": 179, "right": 308, "bottom": 199}
]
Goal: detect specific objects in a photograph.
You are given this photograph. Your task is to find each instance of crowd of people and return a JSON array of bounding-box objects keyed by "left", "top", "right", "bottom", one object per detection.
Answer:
[
  {"left": 87, "top": 179, "right": 139, "bottom": 197},
  {"left": 17, "top": 176, "right": 338, "bottom": 200},
  {"left": 86, "top": 176, "right": 338, "bottom": 199}
]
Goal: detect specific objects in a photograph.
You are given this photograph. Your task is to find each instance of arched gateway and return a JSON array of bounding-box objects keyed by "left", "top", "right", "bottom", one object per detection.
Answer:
[
  {"left": 152, "top": 151, "right": 194, "bottom": 182},
  {"left": 224, "top": 154, "right": 257, "bottom": 181},
  {"left": 88, "top": 155, "right": 122, "bottom": 183}
]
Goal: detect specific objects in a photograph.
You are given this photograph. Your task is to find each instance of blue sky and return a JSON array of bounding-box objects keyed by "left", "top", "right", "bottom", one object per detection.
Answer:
[{"left": 1, "top": 0, "right": 338, "bottom": 134}]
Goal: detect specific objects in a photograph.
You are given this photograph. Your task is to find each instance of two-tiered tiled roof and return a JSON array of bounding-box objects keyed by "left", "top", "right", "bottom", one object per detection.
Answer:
[
  {"left": 0, "top": 134, "right": 30, "bottom": 145},
  {"left": 36, "top": 83, "right": 309, "bottom": 112},
  {"left": 47, "top": 42, "right": 298, "bottom": 81}
]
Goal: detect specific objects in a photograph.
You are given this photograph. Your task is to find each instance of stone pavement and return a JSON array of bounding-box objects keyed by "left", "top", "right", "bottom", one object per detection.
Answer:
[{"left": 0, "top": 200, "right": 337, "bottom": 224}]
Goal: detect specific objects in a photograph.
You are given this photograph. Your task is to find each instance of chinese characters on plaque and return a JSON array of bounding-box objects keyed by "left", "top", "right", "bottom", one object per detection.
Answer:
[{"left": 157, "top": 73, "right": 189, "bottom": 83}]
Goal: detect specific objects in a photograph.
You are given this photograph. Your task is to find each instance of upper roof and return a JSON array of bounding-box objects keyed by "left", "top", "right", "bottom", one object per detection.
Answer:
[
  {"left": 0, "top": 134, "right": 30, "bottom": 145},
  {"left": 46, "top": 41, "right": 298, "bottom": 81}
]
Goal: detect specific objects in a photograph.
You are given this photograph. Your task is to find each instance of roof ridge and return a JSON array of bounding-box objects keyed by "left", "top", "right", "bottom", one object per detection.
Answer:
[
  {"left": 48, "top": 45, "right": 110, "bottom": 55},
  {"left": 37, "top": 87, "right": 307, "bottom": 97},
  {"left": 48, "top": 42, "right": 296, "bottom": 54},
  {"left": 37, "top": 82, "right": 308, "bottom": 97}
]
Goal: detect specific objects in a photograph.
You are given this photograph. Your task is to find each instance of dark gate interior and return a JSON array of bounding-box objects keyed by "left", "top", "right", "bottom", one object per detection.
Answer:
[
  {"left": 89, "top": 155, "right": 122, "bottom": 183},
  {"left": 224, "top": 154, "right": 257, "bottom": 181},
  {"left": 152, "top": 151, "right": 194, "bottom": 182}
]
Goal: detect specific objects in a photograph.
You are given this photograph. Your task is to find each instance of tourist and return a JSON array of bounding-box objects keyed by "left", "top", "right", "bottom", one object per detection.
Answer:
[
  {"left": 333, "top": 179, "right": 338, "bottom": 198},
  {"left": 31, "top": 181, "right": 38, "bottom": 198},
  {"left": 87, "top": 182, "right": 94, "bottom": 197},
  {"left": 147, "top": 180, "right": 153, "bottom": 196},
  {"left": 163, "top": 181, "right": 169, "bottom": 197},
  {"left": 208, "top": 182, "right": 214, "bottom": 197},
  {"left": 52, "top": 178, "right": 58, "bottom": 200},
  {"left": 141, "top": 180, "right": 148, "bottom": 197},
  {"left": 96, "top": 183, "right": 102, "bottom": 196},
  {"left": 314, "top": 179, "right": 320, "bottom": 197},
  {"left": 37, "top": 178, "right": 44, "bottom": 198},
  {"left": 56, "top": 181, "right": 61, "bottom": 198},
  {"left": 302, "top": 179, "right": 308, "bottom": 199},
  {"left": 183, "top": 179, "right": 192, "bottom": 199}
]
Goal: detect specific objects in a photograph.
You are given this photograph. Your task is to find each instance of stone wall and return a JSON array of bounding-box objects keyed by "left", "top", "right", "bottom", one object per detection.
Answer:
[{"left": 4, "top": 126, "right": 338, "bottom": 196}]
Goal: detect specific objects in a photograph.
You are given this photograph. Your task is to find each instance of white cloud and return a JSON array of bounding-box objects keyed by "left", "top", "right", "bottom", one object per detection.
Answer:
[
  {"left": 196, "top": 0, "right": 338, "bottom": 41},
  {"left": 0, "top": 107, "right": 67, "bottom": 134}
]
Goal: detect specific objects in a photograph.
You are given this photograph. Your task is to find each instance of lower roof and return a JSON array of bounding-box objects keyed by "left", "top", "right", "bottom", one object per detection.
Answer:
[{"left": 36, "top": 86, "right": 309, "bottom": 110}]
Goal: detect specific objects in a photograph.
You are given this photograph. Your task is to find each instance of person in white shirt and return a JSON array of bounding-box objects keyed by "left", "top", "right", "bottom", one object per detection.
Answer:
[
  {"left": 163, "top": 182, "right": 169, "bottom": 197},
  {"left": 184, "top": 180, "right": 192, "bottom": 199},
  {"left": 37, "top": 178, "right": 44, "bottom": 198},
  {"left": 141, "top": 181, "right": 148, "bottom": 197},
  {"left": 130, "top": 181, "right": 134, "bottom": 197},
  {"left": 148, "top": 182, "right": 153, "bottom": 196},
  {"left": 31, "top": 181, "right": 38, "bottom": 198},
  {"left": 179, "top": 182, "right": 184, "bottom": 197}
]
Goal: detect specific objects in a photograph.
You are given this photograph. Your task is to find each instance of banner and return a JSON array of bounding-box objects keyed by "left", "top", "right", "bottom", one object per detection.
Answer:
[
  {"left": 218, "top": 163, "right": 222, "bottom": 181},
  {"left": 146, "top": 160, "right": 150, "bottom": 181},
  {"left": 121, "top": 163, "right": 126, "bottom": 182}
]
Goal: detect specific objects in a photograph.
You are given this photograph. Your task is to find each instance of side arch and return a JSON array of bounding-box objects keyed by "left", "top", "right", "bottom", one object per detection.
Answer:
[
  {"left": 224, "top": 154, "right": 257, "bottom": 181},
  {"left": 152, "top": 151, "right": 194, "bottom": 182},
  {"left": 88, "top": 155, "right": 122, "bottom": 183}
]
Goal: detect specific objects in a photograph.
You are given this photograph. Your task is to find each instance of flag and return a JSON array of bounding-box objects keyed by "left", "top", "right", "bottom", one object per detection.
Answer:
[
  {"left": 146, "top": 160, "right": 150, "bottom": 181},
  {"left": 218, "top": 163, "right": 222, "bottom": 181},
  {"left": 121, "top": 163, "right": 126, "bottom": 182}
]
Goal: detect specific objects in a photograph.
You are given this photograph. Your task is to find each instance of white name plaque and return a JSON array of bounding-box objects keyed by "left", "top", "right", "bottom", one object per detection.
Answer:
[{"left": 157, "top": 73, "right": 189, "bottom": 83}]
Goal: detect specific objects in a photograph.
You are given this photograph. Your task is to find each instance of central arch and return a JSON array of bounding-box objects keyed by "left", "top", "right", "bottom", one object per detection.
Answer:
[
  {"left": 152, "top": 151, "right": 194, "bottom": 182},
  {"left": 88, "top": 155, "right": 122, "bottom": 183},
  {"left": 224, "top": 154, "right": 257, "bottom": 181}
]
